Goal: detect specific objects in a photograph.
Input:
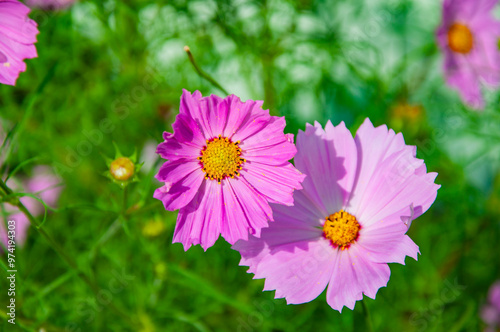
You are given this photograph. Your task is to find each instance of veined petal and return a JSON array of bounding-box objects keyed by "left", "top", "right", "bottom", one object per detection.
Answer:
[
  {"left": 241, "top": 162, "right": 304, "bottom": 206},
  {"left": 326, "top": 246, "right": 390, "bottom": 312},
  {"left": 173, "top": 180, "right": 223, "bottom": 250},
  {"left": 154, "top": 160, "right": 204, "bottom": 211},
  {"left": 295, "top": 120, "right": 357, "bottom": 214}
]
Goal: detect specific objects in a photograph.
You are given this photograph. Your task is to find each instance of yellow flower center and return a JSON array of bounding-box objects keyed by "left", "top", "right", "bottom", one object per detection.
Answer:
[
  {"left": 198, "top": 135, "right": 245, "bottom": 183},
  {"left": 447, "top": 23, "right": 473, "bottom": 54},
  {"left": 110, "top": 157, "right": 135, "bottom": 181},
  {"left": 323, "top": 210, "right": 360, "bottom": 250}
]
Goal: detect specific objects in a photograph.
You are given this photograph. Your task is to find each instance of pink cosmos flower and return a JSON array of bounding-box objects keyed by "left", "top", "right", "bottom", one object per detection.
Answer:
[
  {"left": 154, "top": 90, "right": 305, "bottom": 250},
  {"left": 436, "top": 0, "right": 500, "bottom": 109},
  {"left": 233, "top": 119, "right": 440, "bottom": 312},
  {"left": 0, "top": 166, "right": 62, "bottom": 248},
  {"left": 0, "top": 0, "right": 39, "bottom": 86},
  {"left": 25, "top": 0, "right": 76, "bottom": 11},
  {"left": 481, "top": 281, "right": 500, "bottom": 332}
]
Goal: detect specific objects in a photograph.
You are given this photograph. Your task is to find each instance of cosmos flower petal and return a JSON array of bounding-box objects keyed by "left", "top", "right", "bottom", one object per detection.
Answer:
[
  {"left": 231, "top": 107, "right": 272, "bottom": 143},
  {"left": 156, "top": 136, "right": 202, "bottom": 161},
  {"left": 294, "top": 120, "right": 357, "bottom": 214},
  {"left": 354, "top": 150, "right": 439, "bottom": 227},
  {"left": 270, "top": 190, "right": 326, "bottom": 229},
  {"left": 179, "top": 89, "right": 215, "bottom": 139},
  {"left": 237, "top": 237, "right": 336, "bottom": 304},
  {"left": 220, "top": 180, "right": 255, "bottom": 244},
  {"left": 173, "top": 181, "right": 223, "bottom": 251},
  {"left": 0, "top": 0, "right": 38, "bottom": 86},
  {"left": 170, "top": 112, "right": 206, "bottom": 147},
  {"left": 224, "top": 177, "right": 274, "bottom": 241},
  {"left": 447, "top": 68, "right": 484, "bottom": 109},
  {"left": 154, "top": 160, "right": 204, "bottom": 211},
  {"left": 359, "top": 226, "right": 420, "bottom": 265},
  {"left": 233, "top": 210, "right": 322, "bottom": 266},
  {"left": 347, "top": 119, "right": 409, "bottom": 211},
  {"left": 221, "top": 95, "right": 264, "bottom": 139},
  {"left": 241, "top": 162, "right": 304, "bottom": 206},
  {"left": 242, "top": 117, "right": 298, "bottom": 165},
  {"left": 326, "top": 246, "right": 391, "bottom": 311}
]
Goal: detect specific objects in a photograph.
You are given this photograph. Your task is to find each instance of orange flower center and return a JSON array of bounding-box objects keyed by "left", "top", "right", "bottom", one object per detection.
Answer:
[
  {"left": 198, "top": 135, "right": 245, "bottom": 183},
  {"left": 323, "top": 210, "right": 360, "bottom": 250},
  {"left": 447, "top": 23, "right": 474, "bottom": 54},
  {"left": 110, "top": 157, "right": 135, "bottom": 181}
]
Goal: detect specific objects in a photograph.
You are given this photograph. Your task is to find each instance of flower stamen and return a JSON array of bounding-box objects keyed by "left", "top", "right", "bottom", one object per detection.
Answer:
[
  {"left": 198, "top": 135, "right": 245, "bottom": 183},
  {"left": 323, "top": 210, "right": 360, "bottom": 250}
]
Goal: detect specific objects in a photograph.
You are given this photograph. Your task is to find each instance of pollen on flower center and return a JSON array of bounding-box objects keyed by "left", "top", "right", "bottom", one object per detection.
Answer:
[
  {"left": 448, "top": 23, "right": 474, "bottom": 54},
  {"left": 323, "top": 210, "right": 360, "bottom": 250},
  {"left": 197, "top": 135, "right": 245, "bottom": 183}
]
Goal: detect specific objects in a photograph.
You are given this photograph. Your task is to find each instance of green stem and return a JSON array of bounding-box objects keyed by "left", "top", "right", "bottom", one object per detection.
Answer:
[
  {"left": 120, "top": 186, "right": 131, "bottom": 235},
  {"left": 361, "top": 300, "right": 374, "bottom": 332},
  {"left": 184, "top": 46, "right": 229, "bottom": 95},
  {"left": 123, "top": 185, "right": 128, "bottom": 212}
]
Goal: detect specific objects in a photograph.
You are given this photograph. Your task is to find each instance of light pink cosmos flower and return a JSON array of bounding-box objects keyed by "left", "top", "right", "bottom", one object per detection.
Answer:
[
  {"left": 481, "top": 281, "right": 500, "bottom": 332},
  {"left": 0, "top": 166, "right": 62, "bottom": 248},
  {"left": 154, "top": 90, "right": 305, "bottom": 250},
  {"left": 0, "top": 0, "right": 39, "bottom": 86},
  {"left": 233, "top": 119, "right": 440, "bottom": 312},
  {"left": 436, "top": 0, "right": 500, "bottom": 109},
  {"left": 25, "top": 0, "right": 76, "bottom": 11}
]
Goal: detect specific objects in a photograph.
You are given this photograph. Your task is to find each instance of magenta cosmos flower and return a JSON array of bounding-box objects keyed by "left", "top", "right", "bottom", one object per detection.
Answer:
[
  {"left": 481, "top": 281, "right": 500, "bottom": 332},
  {"left": 233, "top": 119, "right": 440, "bottom": 312},
  {"left": 0, "top": 166, "right": 62, "bottom": 249},
  {"left": 154, "top": 90, "right": 304, "bottom": 250},
  {"left": 0, "top": 0, "right": 39, "bottom": 86},
  {"left": 436, "top": 0, "right": 500, "bottom": 109},
  {"left": 25, "top": 0, "right": 76, "bottom": 11}
]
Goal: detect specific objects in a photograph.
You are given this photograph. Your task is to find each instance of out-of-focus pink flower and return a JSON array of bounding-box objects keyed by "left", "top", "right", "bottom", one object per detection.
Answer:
[
  {"left": 25, "top": 0, "right": 76, "bottom": 10},
  {"left": 436, "top": 0, "right": 500, "bottom": 109},
  {"left": 0, "top": 166, "right": 62, "bottom": 248},
  {"left": 0, "top": 0, "right": 39, "bottom": 85},
  {"left": 481, "top": 281, "right": 500, "bottom": 330}
]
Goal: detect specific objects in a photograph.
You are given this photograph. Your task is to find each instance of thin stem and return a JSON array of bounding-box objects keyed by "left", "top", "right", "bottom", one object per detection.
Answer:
[
  {"left": 123, "top": 185, "right": 128, "bottom": 212},
  {"left": 184, "top": 45, "right": 229, "bottom": 95},
  {"left": 361, "top": 300, "right": 374, "bottom": 332},
  {"left": 120, "top": 186, "right": 131, "bottom": 235}
]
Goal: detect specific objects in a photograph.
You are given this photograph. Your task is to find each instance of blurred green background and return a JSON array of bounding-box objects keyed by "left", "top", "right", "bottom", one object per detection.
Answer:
[{"left": 1, "top": 0, "right": 500, "bottom": 331}]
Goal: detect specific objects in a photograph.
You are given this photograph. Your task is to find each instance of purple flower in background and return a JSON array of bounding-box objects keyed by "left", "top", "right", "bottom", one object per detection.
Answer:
[
  {"left": 481, "top": 281, "right": 500, "bottom": 331},
  {"left": 0, "top": 0, "right": 39, "bottom": 86},
  {"left": 25, "top": 0, "right": 75, "bottom": 11},
  {"left": 154, "top": 90, "right": 304, "bottom": 250},
  {"left": 0, "top": 166, "right": 62, "bottom": 248},
  {"left": 233, "top": 119, "right": 440, "bottom": 312},
  {"left": 436, "top": 0, "right": 500, "bottom": 109}
]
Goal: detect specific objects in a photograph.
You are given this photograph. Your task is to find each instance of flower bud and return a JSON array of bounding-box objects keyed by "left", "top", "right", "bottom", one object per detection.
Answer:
[{"left": 110, "top": 157, "right": 135, "bottom": 181}]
